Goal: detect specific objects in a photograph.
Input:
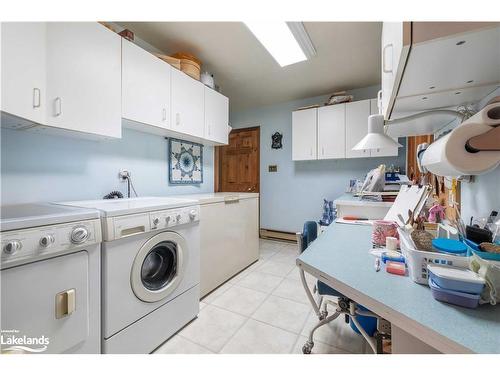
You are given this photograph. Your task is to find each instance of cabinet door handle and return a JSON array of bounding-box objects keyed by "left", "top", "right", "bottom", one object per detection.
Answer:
[
  {"left": 54, "top": 97, "right": 62, "bottom": 117},
  {"left": 382, "top": 43, "right": 393, "bottom": 73},
  {"left": 33, "top": 88, "right": 41, "bottom": 108},
  {"left": 162, "top": 108, "right": 167, "bottom": 121},
  {"left": 208, "top": 124, "right": 211, "bottom": 136},
  {"left": 322, "top": 147, "right": 324, "bottom": 155},
  {"left": 55, "top": 288, "right": 76, "bottom": 319},
  {"left": 176, "top": 113, "right": 180, "bottom": 126}
]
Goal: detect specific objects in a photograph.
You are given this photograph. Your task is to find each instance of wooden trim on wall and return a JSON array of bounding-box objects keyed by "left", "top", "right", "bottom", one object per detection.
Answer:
[{"left": 214, "top": 147, "right": 221, "bottom": 192}]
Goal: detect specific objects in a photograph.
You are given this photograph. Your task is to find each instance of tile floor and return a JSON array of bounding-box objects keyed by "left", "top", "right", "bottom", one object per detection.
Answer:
[{"left": 154, "top": 239, "right": 367, "bottom": 354}]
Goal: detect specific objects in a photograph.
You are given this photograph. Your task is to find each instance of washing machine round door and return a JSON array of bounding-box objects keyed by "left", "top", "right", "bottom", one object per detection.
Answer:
[{"left": 131, "top": 232, "right": 188, "bottom": 303}]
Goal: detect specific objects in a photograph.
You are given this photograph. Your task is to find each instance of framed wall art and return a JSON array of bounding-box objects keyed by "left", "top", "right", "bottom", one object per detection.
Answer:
[{"left": 168, "top": 138, "right": 203, "bottom": 184}]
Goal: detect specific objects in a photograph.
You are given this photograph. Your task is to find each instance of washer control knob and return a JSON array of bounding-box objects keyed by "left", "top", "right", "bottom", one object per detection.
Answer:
[
  {"left": 4, "top": 240, "right": 22, "bottom": 255},
  {"left": 189, "top": 209, "right": 197, "bottom": 220},
  {"left": 152, "top": 217, "right": 160, "bottom": 227},
  {"left": 71, "top": 226, "right": 89, "bottom": 244},
  {"left": 176, "top": 214, "right": 182, "bottom": 222},
  {"left": 40, "top": 234, "right": 55, "bottom": 248},
  {"left": 165, "top": 216, "right": 171, "bottom": 223}
]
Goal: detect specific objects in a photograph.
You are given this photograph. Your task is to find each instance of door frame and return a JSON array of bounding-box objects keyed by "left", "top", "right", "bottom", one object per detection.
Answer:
[{"left": 214, "top": 126, "right": 260, "bottom": 193}]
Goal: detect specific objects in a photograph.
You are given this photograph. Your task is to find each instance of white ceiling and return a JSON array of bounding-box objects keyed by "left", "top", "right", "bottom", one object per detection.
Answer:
[{"left": 118, "top": 22, "right": 382, "bottom": 111}]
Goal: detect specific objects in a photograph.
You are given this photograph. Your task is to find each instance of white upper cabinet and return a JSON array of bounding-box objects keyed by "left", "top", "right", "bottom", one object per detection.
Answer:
[
  {"left": 204, "top": 87, "right": 229, "bottom": 145},
  {"left": 122, "top": 39, "right": 171, "bottom": 130},
  {"left": 345, "top": 100, "right": 370, "bottom": 158},
  {"left": 171, "top": 68, "right": 205, "bottom": 138},
  {"left": 45, "top": 23, "right": 122, "bottom": 138},
  {"left": 292, "top": 108, "right": 317, "bottom": 161},
  {"left": 318, "top": 104, "right": 345, "bottom": 159},
  {"left": 1, "top": 23, "right": 47, "bottom": 124},
  {"left": 381, "top": 22, "right": 411, "bottom": 119},
  {"left": 369, "top": 98, "right": 399, "bottom": 157}
]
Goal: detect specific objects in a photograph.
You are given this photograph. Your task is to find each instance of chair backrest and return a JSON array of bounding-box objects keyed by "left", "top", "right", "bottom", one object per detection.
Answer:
[{"left": 297, "top": 221, "right": 318, "bottom": 253}]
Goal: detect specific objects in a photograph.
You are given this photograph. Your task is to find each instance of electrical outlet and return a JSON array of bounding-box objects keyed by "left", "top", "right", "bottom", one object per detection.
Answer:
[
  {"left": 268, "top": 165, "right": 278, "bottom": 172},
  {"left": 119, "top": 170, "right": 130, "bottom": 181}
]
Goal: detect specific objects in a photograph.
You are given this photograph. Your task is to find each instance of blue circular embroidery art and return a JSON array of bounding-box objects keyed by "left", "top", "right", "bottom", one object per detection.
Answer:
[{"left": 179, "top": 150, "right": 195, "bottom": 175}]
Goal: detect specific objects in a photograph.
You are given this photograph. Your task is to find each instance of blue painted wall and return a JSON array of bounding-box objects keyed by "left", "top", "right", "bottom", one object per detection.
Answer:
[
  {"left": 1, "top": 127, "right": 214, "bottom": 204},
  {"left": 230, "top": 86, "right": 407, "bottom": 232}
]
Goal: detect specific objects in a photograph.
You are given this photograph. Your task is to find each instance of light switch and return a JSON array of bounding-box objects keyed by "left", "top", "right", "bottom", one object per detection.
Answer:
[{"left": 268, "top": 165, "right": 278, "bottom": 172}]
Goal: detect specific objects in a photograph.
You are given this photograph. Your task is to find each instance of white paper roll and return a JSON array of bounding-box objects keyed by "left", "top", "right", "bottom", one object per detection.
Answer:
[
  {"left": 422, "top": 121, "right": 500, "bottom": 176},
  {"left": 464, "top": 102, "right": 500, "bottom": 127}
]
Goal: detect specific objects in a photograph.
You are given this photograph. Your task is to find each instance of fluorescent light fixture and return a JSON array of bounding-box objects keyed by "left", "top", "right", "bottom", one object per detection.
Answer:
[
  {"left": 352, "top": 114, "right": 403, "bottom": 151},
  {"left": 245, "top": 22, "right": 314, "bottom": 67}
]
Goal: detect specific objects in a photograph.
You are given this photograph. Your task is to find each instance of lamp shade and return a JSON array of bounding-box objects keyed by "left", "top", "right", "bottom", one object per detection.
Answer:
[{"left": 352, "top": 114, "right": 403, "bottom": 151}]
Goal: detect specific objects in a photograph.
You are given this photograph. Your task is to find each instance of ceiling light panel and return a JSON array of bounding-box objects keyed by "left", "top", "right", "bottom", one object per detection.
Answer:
[{"left": 245, "top": 22, "right": 308, "bottom": 67}]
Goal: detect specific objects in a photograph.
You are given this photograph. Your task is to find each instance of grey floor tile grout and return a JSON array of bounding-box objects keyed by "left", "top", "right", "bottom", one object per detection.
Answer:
[{"left": 161, "top": 241, "right": 363, "bottom": 354}]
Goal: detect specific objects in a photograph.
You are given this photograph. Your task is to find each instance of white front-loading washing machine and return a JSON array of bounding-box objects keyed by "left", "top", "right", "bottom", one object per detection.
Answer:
[{"left": 58, "top": 197, "right": 200, "bottom": 353}]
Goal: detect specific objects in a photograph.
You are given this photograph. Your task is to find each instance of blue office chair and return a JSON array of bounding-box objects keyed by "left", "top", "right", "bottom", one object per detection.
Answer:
[{"left": 297, "top": 221, "right": 380, "bottom": 354}]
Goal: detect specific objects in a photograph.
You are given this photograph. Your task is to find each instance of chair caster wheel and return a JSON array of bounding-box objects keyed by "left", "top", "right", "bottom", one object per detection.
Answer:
[{"left": 302, "top": 341, "right": 314, "bottom": 354}]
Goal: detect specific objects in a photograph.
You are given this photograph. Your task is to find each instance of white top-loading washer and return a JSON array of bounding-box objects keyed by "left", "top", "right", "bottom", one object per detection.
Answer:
[
  {"left": 57, "top": 197, "right": 201, "bottom": 353},
  {"left": 0, "top": 203, "right": 102, "bottom": 354}
]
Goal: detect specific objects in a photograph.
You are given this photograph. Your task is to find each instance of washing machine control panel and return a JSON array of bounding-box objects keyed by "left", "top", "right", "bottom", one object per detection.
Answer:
[
  {"left": 1, "top": 219, "right": 102, "bottom": 267},
  {"left": 150, "top": 205, "right": 200, "bottom": 231}
]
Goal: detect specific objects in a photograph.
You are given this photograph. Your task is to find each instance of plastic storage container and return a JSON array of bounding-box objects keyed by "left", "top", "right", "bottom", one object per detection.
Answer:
[
  {"left": 398, "top": 228, "right": 470, "bottom": 285},
  {"left": 428, "top": 278, "right": 480, "bottom": 309},
  {"left": 432, "top": 238, "right": 468, "bottom": 256},
  {"left": 427, "top": 264, "right": 485, "bottom": 294}
]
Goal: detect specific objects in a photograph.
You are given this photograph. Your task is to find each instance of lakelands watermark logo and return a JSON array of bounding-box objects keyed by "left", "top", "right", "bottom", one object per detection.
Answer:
[{"left": 1, "top": 329, "right": 50, "bottom": 353}]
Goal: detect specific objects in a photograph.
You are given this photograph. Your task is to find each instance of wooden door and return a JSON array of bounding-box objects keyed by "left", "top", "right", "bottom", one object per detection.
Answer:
[{"left": 218, "top": 127, "right": 260, "bottom": 193}]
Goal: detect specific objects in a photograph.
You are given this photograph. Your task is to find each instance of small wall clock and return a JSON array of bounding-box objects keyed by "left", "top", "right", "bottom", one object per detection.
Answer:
[{"left": 168, "top": 138, "right": 203, "bottom": 184}]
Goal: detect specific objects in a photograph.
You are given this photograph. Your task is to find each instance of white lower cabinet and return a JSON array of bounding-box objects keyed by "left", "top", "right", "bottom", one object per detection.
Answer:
[
  {"left": 199, "top": 196, "right": 259, "bottom": 297},
  {"left": 292, "top": 108, "right": 317, "bottom": 160},
  {"left": 318, "top": 104, "right": 346, "bottom": 159},
  {"left": 45, "top": 23, "right": 122, "bottom": 138},
  {"left": 171, "top": 68, "right": 205, "bottom": 138}
]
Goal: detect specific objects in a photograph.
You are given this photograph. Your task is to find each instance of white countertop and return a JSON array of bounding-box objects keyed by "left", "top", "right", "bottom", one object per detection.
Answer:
[
  {"left": 167, "top": 192, "right": 259, "bottom": 205},
  {"left": 56, "top": 196, "right": 199, "bottom": 217}
]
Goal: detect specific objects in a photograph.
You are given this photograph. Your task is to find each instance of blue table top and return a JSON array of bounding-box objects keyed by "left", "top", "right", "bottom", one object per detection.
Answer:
[{"left": 297, "top": 222, "right": 500, "bottom": 353}]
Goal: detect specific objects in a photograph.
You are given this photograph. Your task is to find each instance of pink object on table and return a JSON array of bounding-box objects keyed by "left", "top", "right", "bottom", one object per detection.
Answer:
[
  {"left": 372, "top": 220, "right": 399, "bottom": 247},
  {"left": 386, "top": 261, "right": 406, "bottom": 276},
  {"left": 428, "top": 204, "right": 446, "bottom": 223}
]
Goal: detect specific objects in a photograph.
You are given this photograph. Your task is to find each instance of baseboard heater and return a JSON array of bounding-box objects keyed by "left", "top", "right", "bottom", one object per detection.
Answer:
[{"left": 259, "top": 228, "right": 297, "bottom": 243}]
